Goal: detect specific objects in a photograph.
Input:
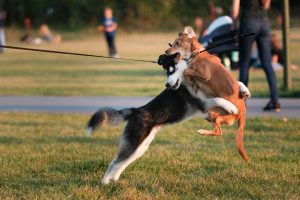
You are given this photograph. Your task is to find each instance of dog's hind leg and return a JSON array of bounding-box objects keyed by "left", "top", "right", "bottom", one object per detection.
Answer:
[
  {"left": 102, "top": 125, "right": 160, "bottom": 185},
  {"left": 198, "top": 115, "right": 223, "bottom": 136}
]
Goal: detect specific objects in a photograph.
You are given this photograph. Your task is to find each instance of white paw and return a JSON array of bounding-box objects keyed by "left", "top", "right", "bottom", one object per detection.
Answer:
[
  {"left": 242, "top": 90, "right": 251, "bottom": 98},
  {"left": 215, "top": 97, "right": 238, "bottom": 115},
  {"left": 101, "top": 177, "right": 111, "bottom": 185},
  {"left": 86, "top": 127, "right": 93, "bottom": 137},
  {"left": 224, "top": 101, "right": 238, "bottom": 115},
  {"left": 238, "top": 82, "right": 251, "bottom": 98}
]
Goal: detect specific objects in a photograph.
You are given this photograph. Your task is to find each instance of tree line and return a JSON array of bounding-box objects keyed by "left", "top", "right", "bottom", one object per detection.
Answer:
[{"left": 0, "top": 0, "right": 298, "bottom": 30}]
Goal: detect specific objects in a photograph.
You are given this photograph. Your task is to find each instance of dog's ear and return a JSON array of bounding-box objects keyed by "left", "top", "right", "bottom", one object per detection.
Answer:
[
  {"left": 191, "top": 38, "right": 201, "bottom": 51},
  {"left": 184, "top": 26, "right": 196, "bottom": 38},
  {"left": 191, "top": 38, "right": 205, "bottom": 54}
]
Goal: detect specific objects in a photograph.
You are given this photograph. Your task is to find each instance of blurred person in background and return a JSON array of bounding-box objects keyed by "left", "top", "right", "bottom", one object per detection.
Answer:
[
  {"left": 194, "top": 16, "right": 204, "bottom": 38},
  {"left": 232, "top": 0, "right": 281, "bottom": 112},
  {"left": 39, "top": 24, "right": 61, "bottom": 44},
  {"left": 20, "top": 17, "right": 34, "bottom": 43},
  {"left": 271, "top": 33, "right": 298, "bottom": 71},
  {"left": 21, "top": 23, "right": 61, "bottom": 45},
  {"left": 0, "top": 11, "right": 6, "bottom": 53},
  {"left": 97, "top": 7, "right": 119, "bottom": 58},
  {"left": 24, "top": 17, "right": 32, "bottom": 34}
]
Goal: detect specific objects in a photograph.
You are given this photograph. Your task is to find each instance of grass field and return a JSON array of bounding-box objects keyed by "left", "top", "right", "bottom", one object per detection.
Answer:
[
  {"left": 0, "top": 112, "right": 299, "bottom": 199},
  {"left": 0, "top": 30, "right": 300, "bottom": 97},
  {"left": 0, "top": 30, "right": 300, "bottom": 199}
]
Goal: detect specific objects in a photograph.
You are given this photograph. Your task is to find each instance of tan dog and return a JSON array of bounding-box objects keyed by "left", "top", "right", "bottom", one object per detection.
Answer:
[{"left": 165, "top": 27, "right": 250, "bottom": 161}]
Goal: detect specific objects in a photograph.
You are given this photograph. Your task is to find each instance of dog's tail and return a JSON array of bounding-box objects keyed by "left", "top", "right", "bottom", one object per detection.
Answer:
[
  {"left": 236, "top": 111, "right": 249, "bottom": 161},
  {"left": 86, "top": 107, "right": 134, "bottom": 136}
]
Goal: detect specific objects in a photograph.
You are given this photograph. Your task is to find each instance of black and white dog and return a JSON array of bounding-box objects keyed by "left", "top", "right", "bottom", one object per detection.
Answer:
[{"left": 87, "top": 53, "right": 245, "bottom": 184}]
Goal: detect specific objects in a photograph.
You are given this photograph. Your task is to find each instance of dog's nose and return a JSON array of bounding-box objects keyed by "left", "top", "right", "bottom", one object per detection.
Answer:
[
  {"left": 157, "top": 54, "right": 165, "bottom": 65},
  {"left": 165, "top": 83, "right": 171, "bottom": 88}
]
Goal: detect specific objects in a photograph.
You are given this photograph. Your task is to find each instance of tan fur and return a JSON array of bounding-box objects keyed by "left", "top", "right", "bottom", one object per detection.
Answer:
[{"left": 167, "top": 33, "right": 249, "bottom": 161}]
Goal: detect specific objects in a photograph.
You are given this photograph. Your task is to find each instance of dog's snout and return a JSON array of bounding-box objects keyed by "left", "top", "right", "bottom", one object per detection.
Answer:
[
  {"left": 165, "top": 82, "right": 171, "bottom": 88},
  {"left": 165, "top": 48, "right": 172, "bottom": 55},
  {"left": 157, "top": 54, "right": 165, "bottom": 65}
]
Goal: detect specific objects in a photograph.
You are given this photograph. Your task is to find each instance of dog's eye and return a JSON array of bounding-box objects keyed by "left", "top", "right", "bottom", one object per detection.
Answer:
[
  {"left": 176, "top": 41, "right": 180, "bottom": 46},
  {"left": 169, "top": 67, "right": 174, "bottom": 73}
]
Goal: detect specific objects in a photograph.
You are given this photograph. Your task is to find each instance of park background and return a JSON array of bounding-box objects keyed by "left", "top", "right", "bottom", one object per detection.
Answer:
[
  {"left": 1, "top": 0, "right": 300, "bottom": 30},
  {"left": 0, "top": 0, "right": 300, "bottom": 199}
]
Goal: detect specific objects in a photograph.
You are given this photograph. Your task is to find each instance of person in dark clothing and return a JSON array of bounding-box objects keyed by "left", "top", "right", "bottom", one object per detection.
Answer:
[
  {"left": 232, "top": 0, "right": 281, "bottom": 112},
  {"left": 97, "top": 7, "right": 119, "bottom": 58},
  {"left": 0, "top": 11, "right": 6, "bottom": 53}
]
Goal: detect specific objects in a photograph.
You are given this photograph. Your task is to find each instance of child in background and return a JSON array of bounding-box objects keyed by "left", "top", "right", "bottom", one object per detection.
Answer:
[{"left": 98, "top": 7, "right": 119, "bottom": 58}]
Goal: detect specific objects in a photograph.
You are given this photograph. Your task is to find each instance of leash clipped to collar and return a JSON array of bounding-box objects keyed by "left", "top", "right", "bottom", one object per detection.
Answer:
[{"left": 0, "top": 45, "right": 158, "bottom": 64}]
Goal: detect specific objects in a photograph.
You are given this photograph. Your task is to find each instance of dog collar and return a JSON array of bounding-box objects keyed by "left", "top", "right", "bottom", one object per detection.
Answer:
[
  {"left": 184, "top": 48, "right": 203, "bottom": 64},
  {"left": 184, "top": 56, "right": 193, "bottom": 64}
]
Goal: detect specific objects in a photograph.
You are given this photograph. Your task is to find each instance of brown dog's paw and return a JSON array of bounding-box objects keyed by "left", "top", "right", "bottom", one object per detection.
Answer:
[
  {"left": 197, "top": 129, "right": 206, "bottom": 135},
  {"left": 197, "top": 129, "right": 222, "bottom": 136}
]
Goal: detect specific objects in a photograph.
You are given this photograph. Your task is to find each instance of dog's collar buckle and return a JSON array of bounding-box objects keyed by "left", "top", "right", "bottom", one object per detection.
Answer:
[
  {"left": 184, "top": 57, "right": 193, "bottom": 64},
  {"left": 184, "top": 48, "right": 203, "bottom": 64}
]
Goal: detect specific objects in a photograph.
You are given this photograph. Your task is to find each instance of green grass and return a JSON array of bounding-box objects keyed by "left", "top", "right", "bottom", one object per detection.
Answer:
[
  {"left": 0, "top": 112, "right": 299, "bottom": 199},
  {"left": 1, "top": 31, "right": 300, "bottom": 97}
]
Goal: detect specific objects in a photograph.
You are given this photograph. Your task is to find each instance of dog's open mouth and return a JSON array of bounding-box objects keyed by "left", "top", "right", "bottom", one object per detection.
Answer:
[{"left": 171, "top": 79, "right": 180, "bottom": 90}]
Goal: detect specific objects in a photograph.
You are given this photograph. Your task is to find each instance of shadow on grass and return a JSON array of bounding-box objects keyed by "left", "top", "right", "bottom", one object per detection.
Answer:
[
  {"left": 1, "top": 178, "right": 101, "bottom": 190},
  {"left": 0, "top": 135, "right": 117, "bottom": 146},
  {"left": 49, "top": 159, "right": 107, "bottom": 174},
  {"left": 53, "top": 136, "right": 117, "bottom": 146},
  {"left": 0, "top": 136, "right": 23, "bottom": 144}
]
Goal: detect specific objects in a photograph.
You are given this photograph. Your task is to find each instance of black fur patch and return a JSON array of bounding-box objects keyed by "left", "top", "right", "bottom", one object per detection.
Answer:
[
  {"left": 158, "top": 53, "right": 179, "bottom": 76},
  {"left": 87, "top": 108, "right": 133, "bottom": 129}
]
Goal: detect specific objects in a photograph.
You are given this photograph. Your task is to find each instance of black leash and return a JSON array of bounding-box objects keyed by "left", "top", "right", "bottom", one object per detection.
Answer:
[
  {"left": 0, "top": 32, "right": 255, "bottom": 64},
  {"left": 184, "top": 32, "right": 255, "bottom": 63},
  {"left": 200, "top": 32, "right": 255, "bottom": 53},
  {"left": 0, "top": 44, "right": 157, "bottom": 64}
]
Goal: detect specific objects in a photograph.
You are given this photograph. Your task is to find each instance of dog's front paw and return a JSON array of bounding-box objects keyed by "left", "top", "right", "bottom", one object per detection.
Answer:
[
  {"left": 238, "top": 82, "right": 251, "bottom": 98},
  {"left": 219, "top": 98, "right": 238, "bottom": 114},
  {"left": 102, "top": 177, "right": 112, "bottom": 185},
  {"left": 228, "top": 104, "right": 238, "bottom": 115},
  {"left": 241, "top": 90, "right": 251, "bottom": 98},
  {"left": 222, "top": 102, "right": 238, "bottom": 115},
  {"left": 86, "top": 127, "right": 93, "bottom": 137}
]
